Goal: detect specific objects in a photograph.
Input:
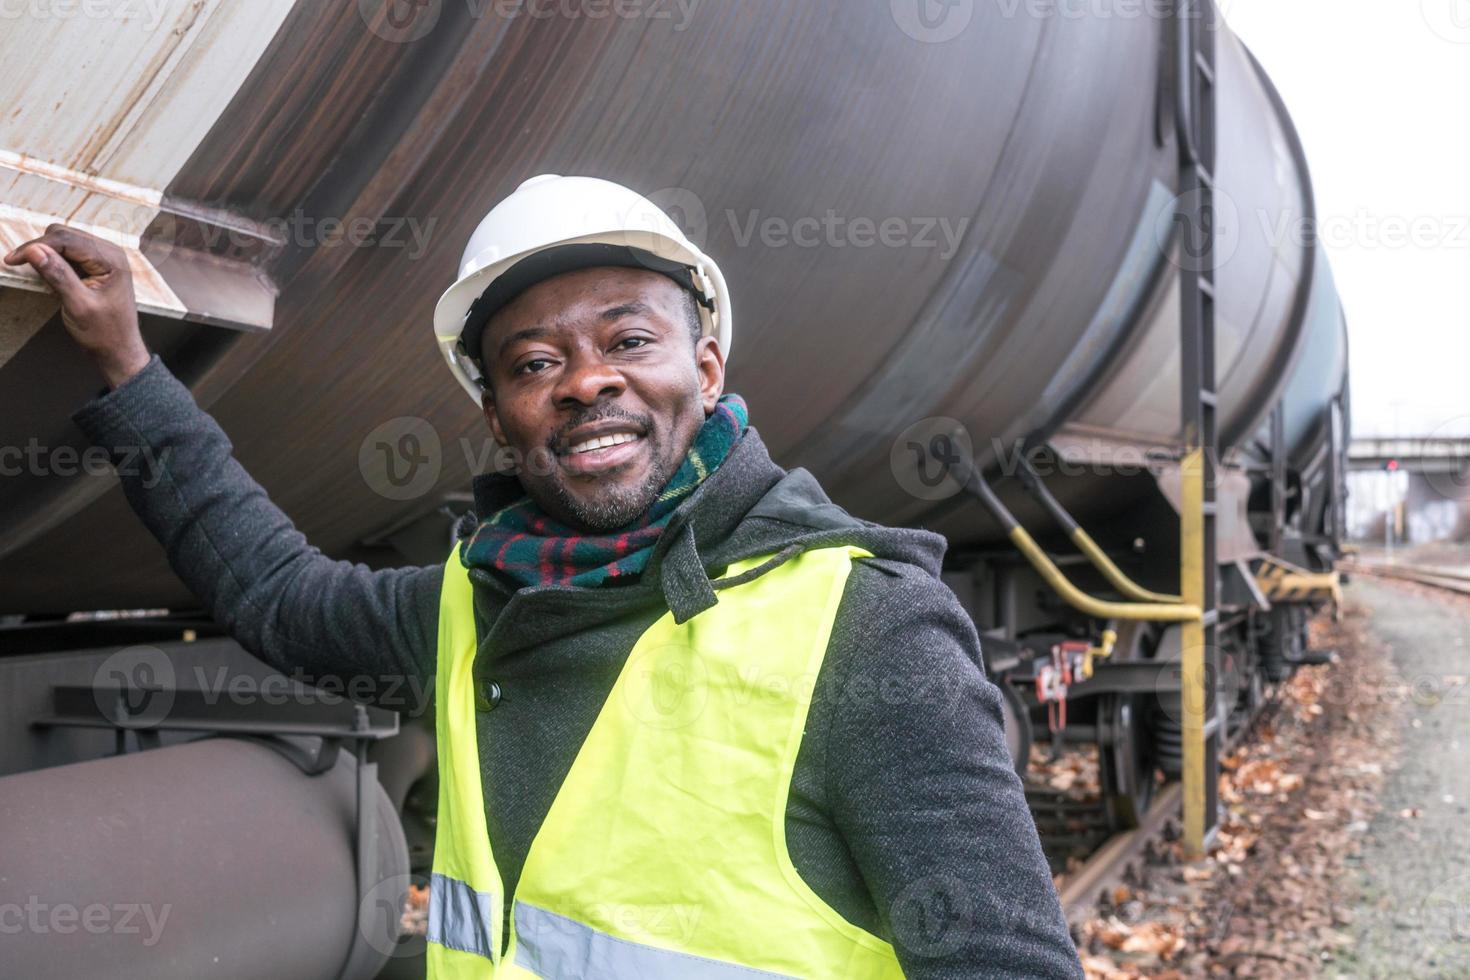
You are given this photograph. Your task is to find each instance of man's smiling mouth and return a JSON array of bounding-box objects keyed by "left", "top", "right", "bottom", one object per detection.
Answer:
[
  {"left": 555, "top": 421, "right": 650, "bottom": 476},
  {"left": 567, "top": 431, "right": 641, "bottom": 455}
]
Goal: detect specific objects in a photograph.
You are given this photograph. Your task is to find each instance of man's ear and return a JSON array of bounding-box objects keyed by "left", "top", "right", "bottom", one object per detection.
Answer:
[
  {"left": 480, "top": 388, "right": 508, "bottom": 446},
  {"left": 696, "top": 335, "right": 726, "bottom": 414}
]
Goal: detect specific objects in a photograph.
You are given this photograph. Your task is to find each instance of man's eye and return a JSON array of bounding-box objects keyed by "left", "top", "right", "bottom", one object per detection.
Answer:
[
  {"left": 515, "top": 359, "right": 553, "bottom": 376},
  {"left": 616, "top": 337, "right": 649, "bottom": 350}
]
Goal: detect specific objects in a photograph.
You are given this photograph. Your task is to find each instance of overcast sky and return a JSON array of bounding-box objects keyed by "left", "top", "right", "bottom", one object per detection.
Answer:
[{"left": 1224, "top": 0, "right": 1470, "bottom": 438}]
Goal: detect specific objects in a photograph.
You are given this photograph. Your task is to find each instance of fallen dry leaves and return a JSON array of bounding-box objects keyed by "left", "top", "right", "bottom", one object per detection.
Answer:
[
  {"left": 402, "top": 882, "right": 429, "bottom": 937},
  {"left": 1073, "top": 600, "right": 1401, "bottom": 977},
  {"left": 1031, "top": 742, "right": 1103, "bottom": 799}
]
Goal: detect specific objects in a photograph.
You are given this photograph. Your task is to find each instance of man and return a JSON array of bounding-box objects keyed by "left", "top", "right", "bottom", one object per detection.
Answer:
[{"left": 6, "top": 176, "right": 1083, "bottom": 978}]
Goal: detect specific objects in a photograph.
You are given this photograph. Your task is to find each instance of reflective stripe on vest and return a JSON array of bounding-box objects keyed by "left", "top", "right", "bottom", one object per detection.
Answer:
[
  {"left": 428, "top": 543, "right": 904, "bottom": 980},
  {"left": 428, "top": 872, "right": 496, "bottom": 959}
]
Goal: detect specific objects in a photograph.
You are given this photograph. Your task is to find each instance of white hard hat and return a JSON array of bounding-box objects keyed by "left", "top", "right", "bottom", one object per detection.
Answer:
[{"left": 433, "top": 174, "right": 731, "bottom": 404}]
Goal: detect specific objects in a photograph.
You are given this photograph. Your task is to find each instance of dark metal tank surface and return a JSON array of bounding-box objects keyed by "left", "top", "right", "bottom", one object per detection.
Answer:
[
  {"left": 0, "top": 1, "right": 1343, "bottom": 613},
  {"left": 0, "top": 736, "right": 409, "bottom": 980}
]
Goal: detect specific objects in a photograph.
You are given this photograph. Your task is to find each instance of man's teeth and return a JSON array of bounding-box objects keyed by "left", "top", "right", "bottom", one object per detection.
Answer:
[{"left": 569, "top": 432, "right": 640, "bottom": 454}]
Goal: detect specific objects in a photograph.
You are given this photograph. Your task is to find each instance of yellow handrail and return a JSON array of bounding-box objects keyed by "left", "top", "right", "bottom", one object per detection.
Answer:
[
  {"left": 1007, "top": 527, "right": 1202, "bottom": 623},
  {"left": 1069, "top": 527, "right": 1185, "bottom": 605}
]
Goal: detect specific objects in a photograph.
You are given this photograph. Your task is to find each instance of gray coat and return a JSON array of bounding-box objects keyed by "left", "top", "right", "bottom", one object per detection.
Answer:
[{"left": 73, "top": 355, "right": 1083, "bottom": 978}]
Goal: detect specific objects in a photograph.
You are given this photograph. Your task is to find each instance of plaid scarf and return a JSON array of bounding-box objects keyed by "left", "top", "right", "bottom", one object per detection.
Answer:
[{"left": 460, "top": 395, "right": 749, "bottom": 587}]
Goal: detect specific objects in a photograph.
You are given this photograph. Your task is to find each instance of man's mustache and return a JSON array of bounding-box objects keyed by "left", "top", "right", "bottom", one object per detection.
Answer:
[{"left": 546, "top": 406, "right": 654, "bottom": 454}]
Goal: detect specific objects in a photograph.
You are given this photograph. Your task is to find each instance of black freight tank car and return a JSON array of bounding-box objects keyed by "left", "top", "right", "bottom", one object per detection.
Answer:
[{"left": 0, "top": 2, "right": 1345, "bottom": 976}]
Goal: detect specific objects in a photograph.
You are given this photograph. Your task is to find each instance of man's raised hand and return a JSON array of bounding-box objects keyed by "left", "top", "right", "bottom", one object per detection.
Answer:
[{"left": 5, "top": 224, "right": 150, "bottom": 388}]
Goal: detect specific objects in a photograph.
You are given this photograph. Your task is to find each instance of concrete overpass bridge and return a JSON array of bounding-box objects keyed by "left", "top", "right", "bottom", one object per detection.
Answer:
[
  {"left": 1349, "top": 437, "right": 1470, "bottom": 475},
  {"left": 1348, "top": 437, "right": 1470, "bottom": 542}
]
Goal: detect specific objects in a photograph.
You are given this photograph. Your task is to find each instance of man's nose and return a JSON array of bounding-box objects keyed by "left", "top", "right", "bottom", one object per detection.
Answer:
[{"left": 554, "top": 352, "right": 626, "bottom": 406}]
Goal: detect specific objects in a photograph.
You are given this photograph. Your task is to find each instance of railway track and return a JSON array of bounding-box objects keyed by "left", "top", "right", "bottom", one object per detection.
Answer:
[
  {"left": 1055, "top": 782, "right": 1183, "bottom": 926},
  {"left": 1051, "top": 686, "right": 1287, "bottom": 926},
  {"left": 1052, "top": 566, "right": 1387, "bottom": 926},
  {"left": 1343, "top": 560, "right": 1470, "bottom": 596}
]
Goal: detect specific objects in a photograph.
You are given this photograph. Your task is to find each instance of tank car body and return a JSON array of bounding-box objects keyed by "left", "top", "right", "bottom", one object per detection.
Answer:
[{"left": 0, "top": 1, "right": 1347, "bottom": 972}]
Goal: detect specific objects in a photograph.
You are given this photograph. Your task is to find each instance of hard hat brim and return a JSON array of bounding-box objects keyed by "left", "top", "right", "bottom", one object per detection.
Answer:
[
  {"left": 434, "top": 229, "right": 731, "bottom": 405},
  {"left": 456, "top": 242, "right": 715, "bottom": 364}
]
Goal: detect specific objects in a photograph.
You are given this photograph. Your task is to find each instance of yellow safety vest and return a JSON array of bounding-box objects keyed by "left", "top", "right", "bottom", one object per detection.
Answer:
[{"left": 427, "top": 542, "right": 905, "bottom": 979}]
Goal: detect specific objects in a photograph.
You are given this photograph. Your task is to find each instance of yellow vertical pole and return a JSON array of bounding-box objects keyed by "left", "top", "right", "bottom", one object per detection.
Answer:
[
  {"left": 1175, "top": 0, "right": 1219, "bottom": 860},
  {"left": 1180, "top": 447, "right": 1207, "bottom": 856}
]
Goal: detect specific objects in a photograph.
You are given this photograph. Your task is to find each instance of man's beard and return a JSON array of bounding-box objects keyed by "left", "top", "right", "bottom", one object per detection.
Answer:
[
  {"left": 544, "top": 452, "right": 677, "bottom": 531},
  {"left": 530, "top": 402, "right": 695, "bottom": 532}
]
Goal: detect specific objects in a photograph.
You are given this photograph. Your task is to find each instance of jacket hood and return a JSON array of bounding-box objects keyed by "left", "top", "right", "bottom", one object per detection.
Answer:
[{"left": 707, "top": 448, "right": 948, "bottom": 579}]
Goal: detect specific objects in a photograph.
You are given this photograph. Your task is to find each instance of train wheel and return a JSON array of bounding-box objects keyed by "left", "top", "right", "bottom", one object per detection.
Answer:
[
  {"left": 997, "top": 678, "right": 1034, "bottom": 777},
  {"left": 1100, "top": 693, "right": 1155, "bottom": 830}
]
